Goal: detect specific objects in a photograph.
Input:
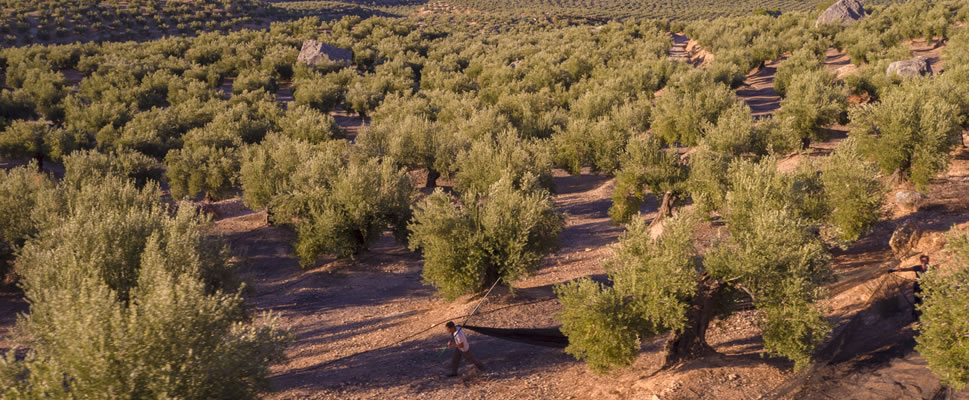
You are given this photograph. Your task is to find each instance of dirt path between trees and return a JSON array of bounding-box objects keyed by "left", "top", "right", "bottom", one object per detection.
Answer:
[{"left": 736, "top": 57, "right": 786, "bottom": 117}]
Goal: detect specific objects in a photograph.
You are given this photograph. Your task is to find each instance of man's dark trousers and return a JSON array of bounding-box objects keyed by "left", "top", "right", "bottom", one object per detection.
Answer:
[{"left": 450, "top": 349, "right": 484, "bottom": 374}]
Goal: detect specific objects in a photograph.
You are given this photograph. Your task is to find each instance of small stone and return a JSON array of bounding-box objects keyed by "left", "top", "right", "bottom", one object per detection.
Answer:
[{"left": 728, "top": 373, "right": 740, "bottom": 381}]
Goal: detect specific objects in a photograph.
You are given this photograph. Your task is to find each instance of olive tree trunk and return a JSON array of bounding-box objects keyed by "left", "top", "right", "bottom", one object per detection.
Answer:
[
  {"left": 426, "top": 168, "right": 441, "bottom": 189},
  {"left": 34, "top": 152, "right": 44, "bottom": 172},
  {"left": 649, "top": 191, "right": 676, "bottom": 229},
  {"left": 664, "top": 277, "right": 721, "bottom": 367}
]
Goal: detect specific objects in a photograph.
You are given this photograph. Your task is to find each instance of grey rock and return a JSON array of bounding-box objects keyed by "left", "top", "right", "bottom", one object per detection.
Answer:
[
  {"left": 889, "top": 220, "right": 922, "bottom": 256},
  {"left": 297, "top": 40, "right": 352, "bottom": 67},
  {"left": 894, "top": 190, "right": 927, "bottom": 212},
  {"left": 887, "top": 57, "right": 931, "bottom": 77},
  {"left": 815, "top": 0, "right": 867, "bottom": 28}
]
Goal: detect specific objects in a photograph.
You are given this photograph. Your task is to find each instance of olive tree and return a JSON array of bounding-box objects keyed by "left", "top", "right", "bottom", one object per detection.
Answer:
[
  {"left": 358, "top": 114, "right": 447, "bottom": 188},
  {"left": 239, "top": 135, "right": 413, "bottom": 266},
  {"left": 850, "top": 81, "right": 963, "bottom": 191},
  {"left": 63, "top": 149, "right": 163, "bottom": 188},
  {"left": 290, "top": 158, "right": 413, "bottom": 265},
  {"left": 553, "top": 98, "right": 652, "bottom": 175},
  {"left": 820, "top": 139, "right": 885, "bottom": 241},
  {"left": 774, "top": 69, "right": 847, "bottom": 149},
  {"left": 0, "top": 165, "right": 55, "bottom": 279},
  {"left": 0, "top": 119, "right": 75, "bottom": 171},
  {"left": 609, "top": 134, "right": 688, "bottom": 224},
  {"left": 454, "top": 131, "right": 555, "bottom": 195},
  {"left": 916, "top": 228, "right": 969, "bottom": 391},
  {"left": 409, "top": 177, "right": 563, "bottom": 300},
  {"left": 0, "top": 177, "right": 287, "bottom": 399},
  {"left": 277, "top": 104, "right": 343, "bottom": 143},
  {"left": 558, "top": 158, "right": 834, "bottom": 372},
  {"left": 774, "top": 48, "right": 824, "bottom": 96},
  {"left": 652, "top": 69, "right": 737, "bottom": 146},
  {"left": 556, "top": 213, "right": 699, "bottom": 372}
]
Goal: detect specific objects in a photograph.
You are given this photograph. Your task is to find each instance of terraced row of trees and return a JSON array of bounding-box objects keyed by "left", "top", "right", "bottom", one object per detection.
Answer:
[
  {"left": 0, "top": 0, "right": 968, "bottom": 395},
  {"left": 418, "top": 0, "right": 899, "bottom": 22},
  {"left": 0, "top": 0, "right": 273, "bottom": 47}
]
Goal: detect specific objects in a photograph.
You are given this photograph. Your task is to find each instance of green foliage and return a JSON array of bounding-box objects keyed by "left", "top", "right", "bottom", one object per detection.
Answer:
[
  {"left": 652, "top": 69, "right": 737, "bottom": 146},
  {"left": 609, "top": 134, "right": 687, "bottom": 224},
  {"left": 705, "top": 207, "right": 832, "bottom": 370},
  {"left": 240, "top": 134, "right": 412, "bottom": 265},
  {"left": 454, "top": 131, "right": 555, "bottom": 195},
  {"left": 63, "top": 149, "right": 163, "bottom": 188},
  {"left": 293, "top": 75, "right": 344, "bottom": 113},
  {"left": 239, "top": 134, "right": 347, "bottom": 212},
  {"left": 0, "top": 165, "right": 54, "bottom": 247},
  {"left": 774, "top": 68, "right": 847, "bottom": 147},
  {"left": 20, "top": 68, "right": 68, "bottom": 121},
  {"left": 410, "top": 177, "right": 563, "bottom": 300},
  {"left": 0, "top": 89, "right": 37, "bottom": 125},
  {"left": 556, "top": 213, "right": 699, "bottom": 372},
  {"left": 720, "top": 157, "right": 828, "bottom": 234},
  {"left": 819, "top": 139, "right": 884, "bottom": 241},
  {"left": 278, "top": 104, "right": 343, "bottom": 143},
  {"left": 233, "top": 69, "right": 279, "bottom": 95},
  {"left": 0, "top": 119, "right": 75, "bottom": 163},
  {"left": 291, "top": 157, "right": 414, "bottom": 264},
  {"left": 850, "top": 80, "right": 963, "bottom": 191},
  {"left": 358, "top": 112, "right": 444, "bottom": 181},
  {"left": 916, "top": 229, "right": 969, "bottom": 390},
  {"left": 554, "top": 281, "right": 643, "bottom": 372},
  {"left": 165, "top": 145, "right": 240, "bottom": 201},
  {"left": 1, "top": 177, "right": 286, "bottom": 399},
  {"left": 16, "top": 177, "right": 234, "bottom": 297},
  {"left": 553, "top": 97, "right": 651, "bottom": 174},
  {"left": 774, "top": 47, "right": 823, "bottom": 97}
]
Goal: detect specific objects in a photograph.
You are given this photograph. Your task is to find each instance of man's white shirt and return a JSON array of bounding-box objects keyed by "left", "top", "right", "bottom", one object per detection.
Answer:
[{"left": 453, "top": 327, "right": 470, "bottom": 352}]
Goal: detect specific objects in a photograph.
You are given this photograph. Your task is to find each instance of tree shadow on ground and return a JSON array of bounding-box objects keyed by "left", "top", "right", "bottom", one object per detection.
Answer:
[
  {"left": 0, "top": 284, "right": 28, "bottom": 356},
  {"left": 552, "top": 171, "right": 610, "bottom": 195}
]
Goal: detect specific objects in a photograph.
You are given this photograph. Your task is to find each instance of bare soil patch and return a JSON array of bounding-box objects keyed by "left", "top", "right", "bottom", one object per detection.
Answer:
[
  {"left": 0, "top": 286, "right": 27, "bottom": 356},
  {"left": 735, "top": 56, "right": 785, "bottom": 117},
  {"left": 668, "top": 33, "right": 712, "bottom": 67}
]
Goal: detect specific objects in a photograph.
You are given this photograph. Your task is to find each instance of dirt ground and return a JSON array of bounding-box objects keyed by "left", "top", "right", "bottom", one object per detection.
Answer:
[{"left": 735, "top": 56, "right": 786, "bottom": 117}]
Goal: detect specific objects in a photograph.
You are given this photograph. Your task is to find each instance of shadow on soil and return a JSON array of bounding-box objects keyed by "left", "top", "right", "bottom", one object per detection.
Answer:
[{"left": 274, "top": 334, "right": 578, "bottom": 393}]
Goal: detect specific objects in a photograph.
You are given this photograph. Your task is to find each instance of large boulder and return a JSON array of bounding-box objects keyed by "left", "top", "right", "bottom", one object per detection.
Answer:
[
  {"left": 890, "top": 220, "right": 923, "bottom": 256},
  {"left": 297, "top": 40, "right": 353, "bottom": 67},
  {"left": 815, "top": 0, "right": 867, "bottom": 28},
  {"left": 887, "top": 57, "right": 931, "bottom": 77}
]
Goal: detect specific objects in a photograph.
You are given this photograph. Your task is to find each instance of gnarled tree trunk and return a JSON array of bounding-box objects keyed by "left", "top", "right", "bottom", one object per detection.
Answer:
[
  {"left": 649, "top": 191, "right": 676, "bottom": 229},
  {"left": 426, "top": 168, "right": 441, "bottom": 189},
  {"left": 664, "top": 277, "right": 721, "bottom": 367}
]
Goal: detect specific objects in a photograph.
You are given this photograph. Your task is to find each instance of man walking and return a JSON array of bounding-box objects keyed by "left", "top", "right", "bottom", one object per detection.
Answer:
[
  {"left": 889, "top": 254, "right": 931, "bottom": 318},
  {"left": 445, "top": 321, "right": 485, "bottom": 377}
]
